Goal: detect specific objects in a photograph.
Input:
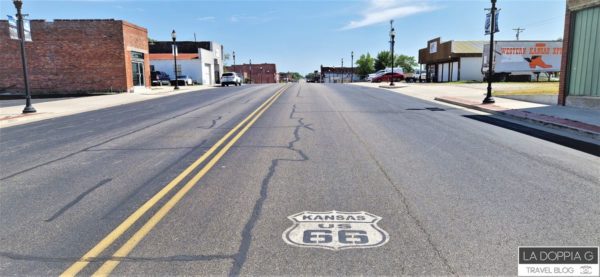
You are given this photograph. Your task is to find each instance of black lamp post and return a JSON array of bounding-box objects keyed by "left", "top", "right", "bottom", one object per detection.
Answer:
[
  {"left": 351, "top": 51, "right": 354, "bottom": 83},
  {"left": 483, "top": 0, "right": 497, "bottom": 104},
  {"left": 13, "top": 0, "right": 35, "bottom": 113},
  {"left": 259, "top": 66, "right": 263, "bottom": 84},
  {"left": 249, "top": 59, "right": 252, "bottom": 84},
  {"left": 171, "top": 30, "right": 179, "bottom": 90},
  {"left": 389, "top": 20, "right": 396, "bottom": 87},
  {"left": 341, "top": 58, "right": 344, "bottom": 84}
]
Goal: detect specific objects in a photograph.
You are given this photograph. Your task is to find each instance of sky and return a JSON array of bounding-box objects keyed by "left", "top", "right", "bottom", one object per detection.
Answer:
[{"left": 1, "top": 0, "right": 567, "bottom": 75}]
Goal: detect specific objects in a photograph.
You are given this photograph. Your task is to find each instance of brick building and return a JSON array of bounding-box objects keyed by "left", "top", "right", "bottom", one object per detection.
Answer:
[
  {"left": 0, "top": 19, "right": 150, "bottom": 95},
  {"left": 226, "top": 63, "right": 278, "bottom": 84},
  {"left": 558, "top": 0, "right": 600, "bottom": 108}
]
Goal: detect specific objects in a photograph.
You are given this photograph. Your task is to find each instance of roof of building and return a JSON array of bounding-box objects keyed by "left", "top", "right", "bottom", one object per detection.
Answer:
[
  {"left": 149, "top": 53, "right": 199, "bottom": 60},
  {"left": 451, "top": 41, "right": 486, "bottom": 54},
  {"left": 149, "top": 41, "right": 214, "bottom": 54}
]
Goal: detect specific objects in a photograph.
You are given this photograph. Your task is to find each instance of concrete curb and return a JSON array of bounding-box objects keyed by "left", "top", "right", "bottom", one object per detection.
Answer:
[{"left": 435, "top": 96, "right": 600, "bottom": 140}]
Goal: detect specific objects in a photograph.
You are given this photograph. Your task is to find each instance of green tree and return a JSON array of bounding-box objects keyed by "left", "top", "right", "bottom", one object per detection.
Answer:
[
  {"left": 374, "top": 51, "right": 392, "bottom": 71},
  {"left": 305, "top": 72, "right": 318, "bottom": 82},
  {"left": 395, "top": 55, "right": 418, "bottom": 73},
  {"left": 355, "top": 53, "right": 375, "bottom": 79}
]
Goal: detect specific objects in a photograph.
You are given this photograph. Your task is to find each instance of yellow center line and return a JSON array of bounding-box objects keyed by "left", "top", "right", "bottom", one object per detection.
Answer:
[
  {"left": 92, "top": 85, "right": 287, "bottom": 276},
  {"left": 60, "top": 85, "right": 288, "bottom": 277}
]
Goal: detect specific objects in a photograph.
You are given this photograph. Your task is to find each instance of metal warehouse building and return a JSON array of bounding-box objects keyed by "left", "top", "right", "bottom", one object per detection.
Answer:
[
  {"left": 418, "top": 37, "right": 485, "bottom": 82},
  {"left": 559, "top": 0, "right": 600, "bottom": 108}
]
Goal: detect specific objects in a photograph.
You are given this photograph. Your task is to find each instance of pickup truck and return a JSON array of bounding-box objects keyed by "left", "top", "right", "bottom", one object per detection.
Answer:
[{"left": 404, "top": 69, "right": 426, "bottom": 83}]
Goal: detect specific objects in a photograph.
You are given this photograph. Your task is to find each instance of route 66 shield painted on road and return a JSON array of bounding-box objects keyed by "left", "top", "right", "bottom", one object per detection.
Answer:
[{"left": 282, "top": 211, "right": 389, "bottom": 250}]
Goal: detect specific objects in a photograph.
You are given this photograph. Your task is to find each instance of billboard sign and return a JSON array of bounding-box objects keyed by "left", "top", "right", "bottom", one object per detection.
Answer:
[{"left": 483, "top": 41, "right": 562, "bottom": 73}]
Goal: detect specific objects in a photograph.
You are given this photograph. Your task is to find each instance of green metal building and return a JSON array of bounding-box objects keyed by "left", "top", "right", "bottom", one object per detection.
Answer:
[{"left": 559, "top": 0, "right": 600, "bottom": 108}]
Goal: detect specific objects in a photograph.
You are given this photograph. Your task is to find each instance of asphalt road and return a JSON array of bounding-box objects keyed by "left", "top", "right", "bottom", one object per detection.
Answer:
[{"left": 0, "top": 83, "right": 598, "bottom": 276}]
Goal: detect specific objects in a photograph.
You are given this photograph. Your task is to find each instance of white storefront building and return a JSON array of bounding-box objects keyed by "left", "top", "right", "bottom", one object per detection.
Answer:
[{"left": 149, "top": 41, "right": 223, "bottom": 85}]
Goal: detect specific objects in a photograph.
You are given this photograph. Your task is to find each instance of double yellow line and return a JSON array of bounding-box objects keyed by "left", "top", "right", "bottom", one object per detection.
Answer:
[{"left": 61, "top": 85, "right": 289, "bottom": 276}]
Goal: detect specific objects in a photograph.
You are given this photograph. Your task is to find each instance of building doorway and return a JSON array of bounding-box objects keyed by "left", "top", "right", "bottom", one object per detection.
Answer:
[{"left": 131, "top": 51, "right": 145, "bottom": 87}]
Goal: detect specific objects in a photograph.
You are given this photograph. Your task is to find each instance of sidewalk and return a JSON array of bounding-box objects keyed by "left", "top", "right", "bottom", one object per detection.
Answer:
[
  {"left": 0, "top": 85, "right": 215, "bottom": 128},
  {"left": 350, "top": 82, "right": 600, "bottom": 140}
]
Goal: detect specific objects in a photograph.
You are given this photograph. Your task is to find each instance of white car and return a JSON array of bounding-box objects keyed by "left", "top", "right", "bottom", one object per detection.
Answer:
[
  {"left": 221, "top": 72, "right": 242, "bottom": 86},
  {"left": 172, "top": 75, "right": 193, "bottom": 86}
]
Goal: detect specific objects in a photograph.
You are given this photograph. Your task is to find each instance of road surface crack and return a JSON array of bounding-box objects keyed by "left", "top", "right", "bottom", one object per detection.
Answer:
[
  {"left": 198, "top": 115, "right": 223, "bottom": 129},
  {"left": 229, "top": 103, "right": 310, "bottom": 276}
]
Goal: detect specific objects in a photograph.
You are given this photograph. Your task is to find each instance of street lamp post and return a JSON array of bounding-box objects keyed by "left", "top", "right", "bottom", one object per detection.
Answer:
[
  {"left": 483, "top": 0, "right": 497, "bottom": 104},
  {"left": 171, "top": 30, "right": 179, "bottom": 90},
  {"left": 389, "top": 20, "right": 396, "bottom": 87},
  {"left": 341, "top": 58, "right": 344, "bottom": 84},
  {"left": 259, "top": 66, "right": 263, "bottom": 84},
  {"left": 351, "top": 51, "right": 354, "bottom": 83},
  {"left": 13, "top": 0, "right": 35, "bottom": 113}
]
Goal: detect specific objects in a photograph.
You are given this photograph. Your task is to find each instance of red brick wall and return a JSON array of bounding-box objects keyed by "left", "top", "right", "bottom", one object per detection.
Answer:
[
  {"left": 0, "top": 19, "right": 147, "bottom": 95},
  {"left": 122, "top": 21, "right": 150, "bottom": 91},
  {"left": 558, "top": 5, "right": 572, "bottom": 106},
  {"left": 226, "top": 63, "right": 278, "bottom": 84}
]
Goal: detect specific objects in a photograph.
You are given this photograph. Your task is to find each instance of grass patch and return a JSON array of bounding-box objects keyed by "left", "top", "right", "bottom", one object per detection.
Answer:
[{"left": 494, "top": 82, "right": 559, "bottom": 96}]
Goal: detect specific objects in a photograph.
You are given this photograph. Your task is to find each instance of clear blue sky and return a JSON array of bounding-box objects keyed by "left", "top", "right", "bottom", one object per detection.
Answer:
[{"left": 1, "top": 0, "right": 566, "bottom": 75}]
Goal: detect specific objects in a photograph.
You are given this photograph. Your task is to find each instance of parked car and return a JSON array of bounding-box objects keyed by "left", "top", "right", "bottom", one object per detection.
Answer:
[
  {"left": 367, "top": 69, "right": 386, "bottom": 82},
  {"left": 171, "top": 75, "right": 194, "bottom": 86},
  {"left": 404, "top": 69, "right": 427, "bottom": 83},
  {"left": 151, "top": 71, "right": 171, "bottom": 86},
  {"left": 371, "top": 72, "right": 405, "bottom": 83},
  {"left": 220, "top": 72, "right": 242, "bottom": 86},
  {"left": 366, "top": 67, "right": 405, "bottom": 82}
]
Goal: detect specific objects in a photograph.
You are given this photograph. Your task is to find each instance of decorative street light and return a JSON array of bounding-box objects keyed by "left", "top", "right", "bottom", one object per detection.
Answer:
[
  {"left": 389, "top": 20, "right": 396, "bottom": 87},
  {"left": 171, "top": 30, "right": 179, "bottom": 90},
  {"left": 249, "top": 59, "right": 252, "bottom": 84},
  {"left": 341, "top": 58, "right": 344, "bottom": 84},
  {"left": 351, "top": 51, "right": 354, "bottom": 83},
  {"left": 13, "top": 0, "right": 36, "bottom": 113},
  {"left": 259, "top": 66, "right": 263, "bottom": 84},
  {"left": 483, "top": 0, "right": 497, "bottom": 104}
]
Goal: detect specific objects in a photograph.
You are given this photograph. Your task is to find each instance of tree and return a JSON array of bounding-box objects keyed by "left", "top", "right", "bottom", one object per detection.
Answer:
[
  {"left": 395, "top": 55, "right": 418, "bottom": 73},
  {"left": 355, "top": 53, "right": 375, "bottom": 79},
  {"left": 375, "top": 51, "right": 418, "bottom": 73},
  {"left": 305, "top": 72, "right": 318, "bottom": 81},
  {"left": 374, "top": 51, "right": 392, "bottom": 71}
]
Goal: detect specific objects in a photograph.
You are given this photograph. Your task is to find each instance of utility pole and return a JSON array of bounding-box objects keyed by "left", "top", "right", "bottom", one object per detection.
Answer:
[{"left": 513, "top": 27, "right": 525, "bottom": 40}]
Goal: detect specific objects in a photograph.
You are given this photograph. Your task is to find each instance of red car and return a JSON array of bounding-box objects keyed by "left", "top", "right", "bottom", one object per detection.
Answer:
[{"left": 371, "top": 72, "right": 405, "bottom": 83}]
